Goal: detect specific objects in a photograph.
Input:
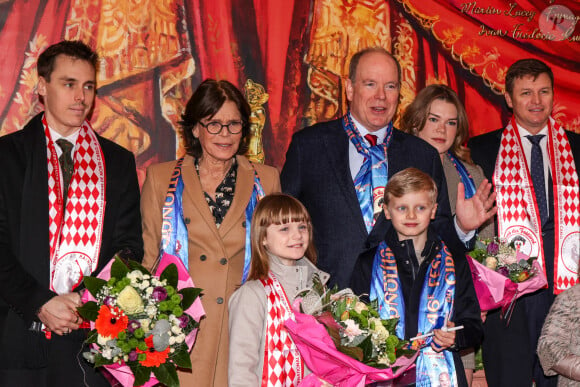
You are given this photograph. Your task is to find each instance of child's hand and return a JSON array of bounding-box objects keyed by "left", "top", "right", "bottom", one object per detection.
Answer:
[{"left": 431, "top": 320, "right": 456, "bottom": 353}]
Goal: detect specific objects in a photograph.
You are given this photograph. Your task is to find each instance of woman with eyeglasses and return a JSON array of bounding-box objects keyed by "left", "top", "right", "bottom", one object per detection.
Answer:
[{"left": 140, "top": 79, "right": 280, "bottom": 386}]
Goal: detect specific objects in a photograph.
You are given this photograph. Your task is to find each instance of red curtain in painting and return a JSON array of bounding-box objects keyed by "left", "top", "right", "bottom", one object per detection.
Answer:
[
  {"left": 0, "top": 0, "right": 578, "bottom": 171},
  {"left": 392, "top": 0, "right": 580, "bottom": 137},
  {"left": 183, "top": 0, "right": 312, "bottom": 166}
]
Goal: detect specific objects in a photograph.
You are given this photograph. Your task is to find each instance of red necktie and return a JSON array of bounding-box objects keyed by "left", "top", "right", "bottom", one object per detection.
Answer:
[{"left": 364, "top": 134, "right": 378, "bottom": 147}]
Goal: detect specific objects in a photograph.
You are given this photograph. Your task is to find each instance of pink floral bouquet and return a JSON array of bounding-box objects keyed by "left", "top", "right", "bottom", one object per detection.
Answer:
[
  {"left": 285, "top": 276, "right": 417, "bottom": 386},
  {"left": 468, "top": 238, "right": 547, "bottom": 315},
  {"left": 78, "top": 253, "right": 205, "bottom": 387}
]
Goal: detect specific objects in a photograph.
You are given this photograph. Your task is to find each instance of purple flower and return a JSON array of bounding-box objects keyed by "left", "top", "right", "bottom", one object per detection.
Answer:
[
  {"left": 177, "top": 315, "right": 189, "bottom": 328},
  {"left": 497, "top": 267, "right": 510, "bottom": 277},
  {"left": 128, "top": 350, "right": 138, "bottom": 362},
  {"left": 487, "top": 241, "right": 500, "bottom": 256},
  {"left": 127, "top": 320, "right": 141, "bottom": 334},
  {"left": 152, "top": 286, "right": 168, "bottom": 302},
  {"left": 103, "top": 296, "right": 115, "bottom": 306}
]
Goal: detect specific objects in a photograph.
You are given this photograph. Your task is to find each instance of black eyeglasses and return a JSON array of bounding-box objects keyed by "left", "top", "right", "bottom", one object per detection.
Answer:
[{"left": 199, "top": 120, "right": 244, "bottom": 134}]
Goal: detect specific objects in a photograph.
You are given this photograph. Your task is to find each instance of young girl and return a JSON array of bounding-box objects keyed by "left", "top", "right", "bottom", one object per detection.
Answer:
[{"left": 228, "top": 193, "right": 329, "bottom": 386}]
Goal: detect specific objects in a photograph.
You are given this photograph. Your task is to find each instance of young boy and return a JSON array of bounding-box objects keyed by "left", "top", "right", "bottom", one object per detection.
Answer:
[{"left": 350, "top": 168, "right": 482, "bottom": 387}]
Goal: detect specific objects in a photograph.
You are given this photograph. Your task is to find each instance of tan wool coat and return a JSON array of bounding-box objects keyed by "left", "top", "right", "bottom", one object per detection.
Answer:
[{"left": 141, "top": 154, "right": 280, "bottom": 386}]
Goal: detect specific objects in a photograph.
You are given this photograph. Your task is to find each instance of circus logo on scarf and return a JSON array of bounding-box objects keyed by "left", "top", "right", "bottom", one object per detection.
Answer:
[
  {"left": 561, "top": 232, "right": 579, "bottom": 275},
  {"left": 504, "top": 225, "right": 540, "bottom": 258}
]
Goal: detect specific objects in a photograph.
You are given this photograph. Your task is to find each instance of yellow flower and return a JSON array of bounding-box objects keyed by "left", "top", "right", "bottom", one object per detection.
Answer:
[
  {"left": 485, "top": 256, "right": 498, "bottom": 270},
  {"left": 117, "top": 286, "right": 144, "bottom": 314},
  {"left": 354, "top": 301, "right": 368, "bottom": 314}
]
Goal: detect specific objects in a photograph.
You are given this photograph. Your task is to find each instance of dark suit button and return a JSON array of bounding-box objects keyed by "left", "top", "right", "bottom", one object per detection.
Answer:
[
  {"left": 242, "top": 221, "right": 246, "bottom": 228},
  {"left": 200, "top": 255, "right": 207, "bottom": 261},
  {"left": 216, "top": 297, "right": 224, "bottom": 304},
  {"left": 220, "top": 258, "right": 227, "bottom": 265},
  {"left": 184, "top": 217, "right": 191, "bottom": 225}
]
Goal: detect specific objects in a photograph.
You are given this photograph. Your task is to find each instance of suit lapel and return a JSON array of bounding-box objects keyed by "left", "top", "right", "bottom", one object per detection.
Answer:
[
  {"left": 219, "top": 155, "right": 253, "bottom": 237},
  {"left": 323, "top": 122, "right": 368, "bottom": 236},
  {"left": 180, "top": 156, "right": 222, "bottom": 242}
]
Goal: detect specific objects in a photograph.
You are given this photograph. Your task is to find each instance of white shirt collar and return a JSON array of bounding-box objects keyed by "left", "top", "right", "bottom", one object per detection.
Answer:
[
  {"left": 48, "top": 126, "right": 80, "bottom": 147},
  {"left": 349, "top": 113, "right": 389, "bottom": 144},
  {"left": 515, "top": 122, "right": 549, "bottom": 139}
]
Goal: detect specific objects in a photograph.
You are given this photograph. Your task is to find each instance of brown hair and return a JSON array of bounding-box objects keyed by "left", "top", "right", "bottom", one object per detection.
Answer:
[
  {"left": 505, "top": 59, "right": 553, "bottom": 96},
  {"left": 383, "top": 168, "right": 438, "bottom": 206},
  {"left": 37, "top": 40, "right": 98, "bottom": 82},
  {"left": 179, "top": 79, "right": 251, "bottom": 158},
  {"left": 248, "top": 194, "right": 317, "bottom": 281},
  {"left": 400, "top": 84, "right": 473, "bottom": 163},
  {"left": 348, "top": 47, "right": 401, "bottom": 85}
]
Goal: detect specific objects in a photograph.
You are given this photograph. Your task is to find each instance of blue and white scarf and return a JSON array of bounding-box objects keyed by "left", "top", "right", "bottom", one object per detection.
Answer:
[
  {"left": 370, "top": 240, "right": 457, "bottom": 386},
  {"left": 161, "top": 158, "right": 264, "bottom": 283},
  {"left": 242, "top": 169, "right": 265, "bottom": 283},
  {"left": 160, "top": 157, "right": 189, "bottom": 266},
  {"left": 343, "top": 113, "right": 392, "bottom": 233},
  {"left": 446, "top": 152, "right": 476, "bottom": 199}
]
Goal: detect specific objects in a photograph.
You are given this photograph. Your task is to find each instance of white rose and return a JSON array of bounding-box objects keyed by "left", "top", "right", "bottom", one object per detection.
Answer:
[
  {"left": 171, "top": 325, "right": 182, "bottom": 335},
  {"left": 102, "top": 348, "right": 113, "bottom": 359},
  {"left": 116, "top": 286, "right": 144, "bottom": 314},
  {"left": 139, "top": 319, "right": 151, "bottom": 332},
  {"left": 146, "top": 305, "right": 157, "bottom": 318},
  {"left": 169, "top": 336, "right": 176, "bottom": 345},
  {"left": 175, "top": 334, "right": 185, "bottom": 344},
  {"left": 127, "top": 270, "right": 143, "bottom": 281},
  {"left": 97, "top": 334, "right": 111, "bottom": 346}
]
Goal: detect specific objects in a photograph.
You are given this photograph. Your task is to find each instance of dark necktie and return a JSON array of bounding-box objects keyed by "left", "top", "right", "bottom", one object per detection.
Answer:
[
  {"left": 364, "top": 133, "right": 378, "bottom": 147},
  {"left": 526, "top": 135, "right": 547, "bottom": 224},
  {"left": 56, "top": 139, "right": 74, "bottom": 202}
]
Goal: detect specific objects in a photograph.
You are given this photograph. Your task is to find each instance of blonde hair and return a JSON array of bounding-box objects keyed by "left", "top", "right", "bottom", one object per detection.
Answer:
[
  {"left": 248, "top": 194, "right": 317, "bottom": 280},
  {"left": 383, "top": 168, "right": 438, "bottom": 205}
]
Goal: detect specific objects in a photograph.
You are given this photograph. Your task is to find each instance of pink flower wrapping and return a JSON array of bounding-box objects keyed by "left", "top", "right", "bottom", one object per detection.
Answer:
[
  {"left": 82, "top": 253, "right": 205, "bottom": 387},
  {"left": 284, "top": 311, "right": 417, "bottom": 387},
  {"left": 468, "top": 256, "right": 548, "bottom": 313}
]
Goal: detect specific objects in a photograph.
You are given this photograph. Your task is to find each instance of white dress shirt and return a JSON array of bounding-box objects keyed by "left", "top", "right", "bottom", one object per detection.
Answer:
[
  {"left": 49, "top": 126, "right": 80, "bottom": 188},
  {"left": 516, "top": 123, "right": 551, "bottom": 206},
  {"left": 348, "top": 114, "right": 389, "bottom": 179}
]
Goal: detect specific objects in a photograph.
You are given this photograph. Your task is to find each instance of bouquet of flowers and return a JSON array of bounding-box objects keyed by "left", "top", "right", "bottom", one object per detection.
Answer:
[
  {"left": 78, "top": 253, "right": 204, "bottom": 387},
  {"left": 468, "top": 238, "right": 547, "bottom": 315},
  {"left": 284, "top": 275, "right": 417, "bottom": 386}
]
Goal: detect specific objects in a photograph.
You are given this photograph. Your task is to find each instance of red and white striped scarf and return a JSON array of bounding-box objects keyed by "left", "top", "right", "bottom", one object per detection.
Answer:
[
  {"left": 44, "top": 116, "right": 106, "bottom": 294},
  {"left": 494, "top": 117, "right": 579, "bottom": 293},
  {"left": 260, "top": 272, "right": 303, "bottom": 386}
]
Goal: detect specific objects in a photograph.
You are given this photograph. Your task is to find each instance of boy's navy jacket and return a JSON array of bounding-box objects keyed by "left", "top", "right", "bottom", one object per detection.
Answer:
[{"left": 350, "top": 226, "right": 483, "bottom": 387}]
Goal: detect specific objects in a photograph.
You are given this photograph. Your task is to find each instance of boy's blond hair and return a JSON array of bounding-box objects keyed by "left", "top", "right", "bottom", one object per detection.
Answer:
[{"left": 383, "top": 168, "right": 438, "bottom": 205}]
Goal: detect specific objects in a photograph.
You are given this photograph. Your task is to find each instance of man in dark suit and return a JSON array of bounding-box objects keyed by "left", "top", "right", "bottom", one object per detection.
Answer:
[
  {"left": 0, "top": 40, "right": 143, "bottom": 386},
  {"left": 468, "top": 58, "right": 579, "bottom": 387},
  {"left": 281, "top": 47, "right": 495, "bottom": 288}
]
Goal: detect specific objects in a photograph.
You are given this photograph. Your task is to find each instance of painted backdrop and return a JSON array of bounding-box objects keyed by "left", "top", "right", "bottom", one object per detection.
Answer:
[{"left": 1, "top": 0, "right": 579, "bottom": 183}]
